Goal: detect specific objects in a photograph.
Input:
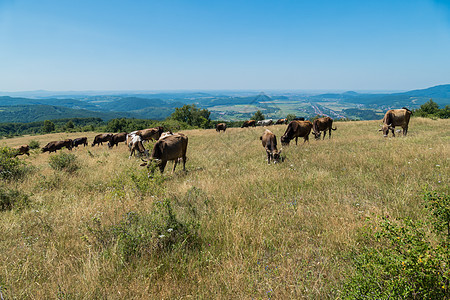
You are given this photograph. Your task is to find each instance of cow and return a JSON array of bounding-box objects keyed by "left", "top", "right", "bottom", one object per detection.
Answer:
[
  {"left": 91, "top": 133, "right": 113, "bottom": 147},
  {"left": 257, "top": 119, "right": 273, "bottom": 126},
  {"left": 312, "top": 117, "right": 337, "bottom": 140},
  {"left": 216, "top": 123, "right": 227, "bottom": 132},
  {"left": 108, "top": 132, "right": 128, "bottom": 148},
  {"left": 280, "top": 120, "right": 313, "bottom": 146},
  {"left": 136, "top": 127, "right": 164, "bottom": 142},
  {"left": 141, "top": 133, "right": 188, "bottom": 174},
  {"left": 128, "top": 135, "right": 148, "bottom": 159},
  {"left": 72, "top": 137, "right": 88, "bottom": 148},
  {"left": 42, "top": 139, "right": 73, "bottom": 153},
  {"left": 241, "top": 120, "right": 256, "bottom": 128},
  {"left": 275, "top": 118, "right": 288, "bottom": 125},
  {"left": 13, "top": 145, "right": 30, "bottom": 157},
  {"left": 379, "top": 107, "right": 412, "bottom": 137},
  {"left": 260, "top": 130, "right": 283, "bottom": 164}
]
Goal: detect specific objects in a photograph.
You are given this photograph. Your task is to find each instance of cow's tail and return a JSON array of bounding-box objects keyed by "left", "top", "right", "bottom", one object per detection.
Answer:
[
  {"left": 332, "top": 127, "right": 337, "bottom": 131},
  {"left": 402, "top": 107, "right": 411, "bottom": 112}
]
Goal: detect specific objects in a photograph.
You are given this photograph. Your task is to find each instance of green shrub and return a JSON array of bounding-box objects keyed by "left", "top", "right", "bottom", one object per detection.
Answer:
[
  {"left": 28, "top": 140, "right": 40, "bottom": 149},
  {"left": 341, "top": 190, "right": 450, "bottom": 299},
  {"left": 48, "top": 153, "right": 80, "bottom": 173},
  {"left": 85, "top": 200, "right": 201, "bottom": 263},
  {"left": 0, "top": 147, "right": 32, "bottom": 180},
  {"left": 0, "top": 186, "right": 30, "bottom": 211}
]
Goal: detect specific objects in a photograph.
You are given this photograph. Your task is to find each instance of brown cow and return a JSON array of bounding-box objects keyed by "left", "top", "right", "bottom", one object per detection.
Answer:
[
  {"left": 241, "top": 120, "right": 256, "bottom": 128},
  {"left": 379, "top": 107, "right": 412, "bottom": 137},
  {"left": 73, "top": 137, "right": 88, "bottom": 148},
  {"left": 42, "top": 139, "right": 73, "bottom": 153},
  {"left": 141, "top": 133, "right": 188, "bottom": 174},
  {"left": 108, "top": 132, "right": 128, "bottom": 148},
  {"left": 275, "top": 118, "right": 288, "bottom": 125},
  {"left": 260, "top": 130, "right": 283, "bottom": 164},
  {"left": 216, "top": 123, "right": 227, "bottom": 132},
  {"left": 280, "top": 121, "right": 313, "bottom": 146},
  {"left": 312, "top": 117, "right": 337, "bottom": 140},
  {"left": 91, "top": 133, "right": 113, "bottom": 147},
  {"left": 14, "top": 145, "right": 30, "bottom": 157},
  {"left": 136, "top": 127, "right": 164, "bottom": 142}
]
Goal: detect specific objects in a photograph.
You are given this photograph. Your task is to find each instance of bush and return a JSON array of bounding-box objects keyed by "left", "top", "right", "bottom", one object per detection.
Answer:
[
  {"left": 341, "top": 190, "right": 450, "bottom": 299},
  {"left": 0, "top": 147, "right": 32, "bottom": 180},
  {"left": 84, "top": 200, "right": 201, "bottom": 263},
  {"left": 0, "top": 186, "right": 30, "bottom": 211},
  {"left": 48, "top": 153, "right": 80, "bottom": 173},
  {"left": 28, "top": 140, "right": 40, "bottom": 149}
]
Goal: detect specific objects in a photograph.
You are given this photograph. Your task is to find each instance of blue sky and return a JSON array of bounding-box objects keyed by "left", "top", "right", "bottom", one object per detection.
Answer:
[{"left": 0, "top": 0, "right": 449, "bottom": 91}]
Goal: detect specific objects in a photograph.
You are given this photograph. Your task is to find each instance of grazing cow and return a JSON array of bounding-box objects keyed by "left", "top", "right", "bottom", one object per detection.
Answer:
[
  {"left": 257, "top": 119, "right": 273, "bottom": 126},
  {"left": 379, "top": 107, "right": 412, "bottom": 137},
  {"left": 136, "top": 127, "right": 164, "bottom": 142},
  {"left": 216, "top": 123, "right": 227, "bottom": 132},
  {"left": 260, "top": 130, "right": 283, "bottom": 164},
  {"left": 42, "top": 139, "right": 73, "bottom": 153},
  {"left": 312, "top": 117, "right": 337, "bottom": 140},
  {"left": 128, "top": 135, "right": 148, "bottom": 159},
  {"left": 294, "top": 117, "right": 305, "bottom": 121},
  {"left": 14, "top": 145, "right": 30, "bottom": 157},
  {"left": 108, "top": 132, "right": 128, "bottom": 148},
  {"left": 275, "top": 118, "right": 288, "bottom": 125},
  {"left": 141, "top": 133, "right": 188, "bottom": 174},
  {"left": 91, "top": 133, "right": 113, "bottom": 147},
  {"left": 73, "top": 137, "right": 88, "bottom": 148},
  {"left": 280, "top": 121, "right": 313, "bottom": 146},
  {"left": 241, "top": 120, "right": 256, "bottom": 128}
]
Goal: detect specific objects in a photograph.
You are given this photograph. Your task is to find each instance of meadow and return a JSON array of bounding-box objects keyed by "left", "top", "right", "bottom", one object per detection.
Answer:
[{"left": 0, "top": 118, "right": 448, "bottom": 299}]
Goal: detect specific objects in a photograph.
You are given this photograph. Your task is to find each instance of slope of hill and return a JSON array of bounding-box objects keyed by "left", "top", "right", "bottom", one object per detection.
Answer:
[
  {"left": 0, "top": 96, "right": 100, "bottom": 110},
  {"left": 0, "top": 105, "right": 137, "bottom": 122}
]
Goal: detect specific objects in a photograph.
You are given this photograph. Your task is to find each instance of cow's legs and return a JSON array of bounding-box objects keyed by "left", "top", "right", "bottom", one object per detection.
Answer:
[
  {"left": 159, "top": 161, "right": 167, "bottom": 173},
  {"left": 323, "top": 130, "right": 327, "bottom": 140},
  {"left": 182, "top": 155, "right": 186, "bottom": 171},
  {"left": 295, "top": 137, "right": 298, "bottom": 145},
  {"left": 329, "top": 128, "right": 332, "bottom": 139},
  {"left": 267, "top": 152, "right": 271, "bottom": 164},
  {"left": 403, "top": 126, "right": 408, "bottom": 136},
  {"left": 391, "top": 128, "right": 395, "bottom": 137},
  {"left": 173, "top": 160, "right": 178, "bottom": 173}
]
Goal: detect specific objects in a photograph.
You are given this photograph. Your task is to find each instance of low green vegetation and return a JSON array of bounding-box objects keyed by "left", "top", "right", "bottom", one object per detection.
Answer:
[
  {"left": 0, "top": 146, "right": 33, "bottom": 180},
  {"left": 48, "top": 152, "right": 80, "bottom": 173},
  {"left": 342, "top": 190, "right": 450, "bottom": 299}
]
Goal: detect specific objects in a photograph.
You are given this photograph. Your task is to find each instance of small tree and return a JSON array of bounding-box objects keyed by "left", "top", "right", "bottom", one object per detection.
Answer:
[
  {"left": 252, "top": 110, "right": 265, "bottom": 121},
  {"left": 286, "top": 114, "right": 296, "bottom": 122},
  {"left": 170, "top": 104, "right": 211, "bottom": 128},
  {"left": 41, "top": 120, "right": 55, "bottom": 133},
  {"left": 65, "top": 120, "right": 74, "bottom": 130},
  {"left": 420, "top": 99, "right": 440, "bottom": 115}
]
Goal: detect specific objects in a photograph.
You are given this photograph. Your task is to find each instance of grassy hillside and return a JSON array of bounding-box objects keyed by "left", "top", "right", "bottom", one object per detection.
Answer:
[{"left": 0, "top": 118, "right": 448, "bottom": 298}]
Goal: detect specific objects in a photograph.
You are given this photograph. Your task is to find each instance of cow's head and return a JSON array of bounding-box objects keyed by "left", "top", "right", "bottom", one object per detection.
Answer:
[
  {"left": 271, "top": 149, "right": 283, "bottom": 163},
  {"left": 107, "top": 141, "right": 113, "bottom": 148},
  {"left": 280, "top": 135, "right": 290, "bottom": 146},
  {"left": 379, "top": 124, "right": 393, "bottom": 137},
  {"left": 313, "top": 131, "right": 321, "bottom": 140}
]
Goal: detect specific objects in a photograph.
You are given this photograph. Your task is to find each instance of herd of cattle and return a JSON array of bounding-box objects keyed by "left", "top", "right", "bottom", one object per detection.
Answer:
[{"left": 11, "top": 108, "right": 412, "bottom": 171}]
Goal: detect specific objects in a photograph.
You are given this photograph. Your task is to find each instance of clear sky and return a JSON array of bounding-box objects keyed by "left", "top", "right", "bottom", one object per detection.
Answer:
[{"left": 1, "top": 0, "right": 449, "bottom": 92}]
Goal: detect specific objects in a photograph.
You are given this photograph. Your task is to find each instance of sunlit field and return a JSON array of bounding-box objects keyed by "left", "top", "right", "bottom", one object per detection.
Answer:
[{"left": 0, "top": 118, "right": 448, "bottom": 299}]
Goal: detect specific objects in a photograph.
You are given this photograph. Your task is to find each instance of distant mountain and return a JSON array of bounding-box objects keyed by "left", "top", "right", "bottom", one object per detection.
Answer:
[
  {"left": 0, "top": 105, "right": 138, "bottom": 123},
  {"left": 101, "top": 97, "right": 168, "bottom": 111}
]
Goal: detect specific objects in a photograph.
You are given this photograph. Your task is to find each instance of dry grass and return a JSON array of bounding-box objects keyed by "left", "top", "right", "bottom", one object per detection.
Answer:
[{"left": 0, "top": 118, "right": 449, "bottom": 299}]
